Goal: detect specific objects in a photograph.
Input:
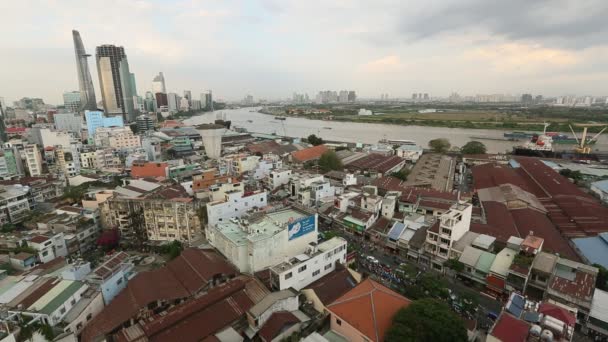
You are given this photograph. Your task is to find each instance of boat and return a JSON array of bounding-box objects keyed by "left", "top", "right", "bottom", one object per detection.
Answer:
[
  {"left": 503, "top": 131, "right": 535, "bottom": 140},
  {"left": 323, "top": 127, "right": 332, "bottom": 130},
  {"left": 379, "top": 139, "right": 416, "bottom": 146},
  {"left": 512, "top": 123, "right": 553, "bottom": 156},
  {"left": 274, "top": 116, "right": 287, "bottom": 120},
  {"left": 247, "top": 120, "right": 253, "bottom": 123}
]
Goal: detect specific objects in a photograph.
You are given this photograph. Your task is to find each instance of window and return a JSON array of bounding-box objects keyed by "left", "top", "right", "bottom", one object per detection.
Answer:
[
  {"left": 71, "top": 299, "right": 76, "bottom": 305},
  {"left": 336, "top": 319, "right": 342, "bottom": 326},
  {"left": 298, "top": 265, "right": 307, "bottom": 272},
  {"left": 42, "top": 251, "right": 49, "bottom": 257},
  {"left": 117, "top": 278, "right": 123, "bottom": 286},
  {"left": 313, "top": 270, "right": 320, "bottom": 276},
  {"left": 284, "top": 272, "right": 293, "bottom": 280},
  {"left": 325, "top": 264, "right": 332, "bottom": 270},
  {"left": 86, "top": 313, "right": 93, "bottom": 321},
  {"left": 60, "top": 307, "right": 66, "bottom": 314}
]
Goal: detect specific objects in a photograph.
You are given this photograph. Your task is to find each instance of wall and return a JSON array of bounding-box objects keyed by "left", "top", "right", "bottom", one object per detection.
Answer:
[
  {"left": 330, "top": 313, "right": 368, "bottom": 342},
  {"left": 63, "top": 291, "right": 104, "bottom": 335},
  {"left": 207, "top": 191, "right": 267, "bottom": 227},
  {"left": 100, "top": 267, "right": 131, "bottom": 304},
  {"left": 131, "top": 162, "right": 168, "bottom": 178}
]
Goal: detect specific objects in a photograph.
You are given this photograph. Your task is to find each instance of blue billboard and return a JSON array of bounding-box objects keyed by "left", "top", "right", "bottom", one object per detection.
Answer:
[{"left": 288, "top": 215, "right": 315, "bottom": 241}]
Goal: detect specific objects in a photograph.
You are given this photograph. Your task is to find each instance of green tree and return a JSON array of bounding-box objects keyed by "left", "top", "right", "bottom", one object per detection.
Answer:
[
  {"left": 560, "top": 169, "right": 583, "bottom": 181},
  {"left": 386, "top": 299, "right": 468, "bottom": 342},
  {"left": 307, "top": 134, "right": 324, "bottom": 146},
  {"left": 391, "top": 168, "right": 410, "bottom": 181},
  {"left": 318, "top": 151, "right": 343, "bottom": 172},
  {"left": 162, "top": 240, "right": 184, "bottom": 260},
  {"left": 461, "top": 141, "right": 487, "bottom": 155},
  {"left": 444, "top": 259, "right": 465, "bottom": 272},
  {"left": 428, "top": 138, "right": 451, "bottom": 153},
  {"left": 594, "top": 264, "right": 608, "bottom": 291}
]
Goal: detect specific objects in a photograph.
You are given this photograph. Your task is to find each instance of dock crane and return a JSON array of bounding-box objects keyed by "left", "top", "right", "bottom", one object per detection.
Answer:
[{"left": 569, "top": 125, "right": 607, "bottom": 154}]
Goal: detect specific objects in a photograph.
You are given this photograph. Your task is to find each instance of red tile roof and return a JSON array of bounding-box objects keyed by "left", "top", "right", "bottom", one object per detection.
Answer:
[
  {"left": 538, "top": 302, "right": 576, "bottom": 327},
  {"left": 346, "top": 153, "right": 405, "bottom": 174},
  {"left": 29, "top": 235, "right": 50, "bottom": 244},
  {"left": 304, "top": 266, "right": 358, "bottom": 306},
  {"left": 82, "top": 249, "right": 238, "bottom": 342},
  {"left": 246, "top": 141, "right": 282, "bottom": 155},
  {"left": 327, "top": 279, "right": 411, "bottom": 342},
  {"left": 549, "top": 268, "right": 596, "bottom": 303},
  {"left": 510, "top": 209, "right": 579, "bottom": 261},
  {"left": 490, "top": 313, "right": 530, "bottom": 342},
  {"left": 6, "top": 127, "right": 26, "bottom": 133},
  {"left": 291, "top": 145, "right": 328, "bottom": 163},
  {"left": 258, "top": 311, "right": 300, "bottom": 342}
]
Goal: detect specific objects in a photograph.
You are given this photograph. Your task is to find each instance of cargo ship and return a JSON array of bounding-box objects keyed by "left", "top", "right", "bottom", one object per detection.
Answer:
[
  {"left": 512, "top": 124, "right": 554, "bottom": 157},
  {"left": 504, "top": 131, "right": 535, "bottom": 140},
  {"left": 274, "top": 116, "right": 287, "bottom": 120},
  {"left": 546, "top": 132, "right": 596, "bottom": 145}
]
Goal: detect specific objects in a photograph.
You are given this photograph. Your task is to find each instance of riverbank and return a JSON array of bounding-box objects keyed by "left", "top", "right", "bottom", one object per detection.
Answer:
[{"left": 260, "top": 107, "right": 608, "bottom": 133}]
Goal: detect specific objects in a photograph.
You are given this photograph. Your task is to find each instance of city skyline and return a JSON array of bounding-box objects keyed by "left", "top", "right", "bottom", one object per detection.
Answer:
[{"left": 2, "top": 1, "right": 608, "bottom": 104}]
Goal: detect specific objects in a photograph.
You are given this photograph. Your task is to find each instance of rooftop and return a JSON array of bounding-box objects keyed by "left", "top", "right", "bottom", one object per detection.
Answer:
[
  {"left": 291, "top": 145, "right": 328, "bottom": 163},
  {"left": 304, "top": 266, "right": 358, "bottom": 306},
  {"left": 489, "top": 248, "right": 517, "bottom": 277},
  {"left": 326, "top": 279, "right": 411, "bottom": 342}
]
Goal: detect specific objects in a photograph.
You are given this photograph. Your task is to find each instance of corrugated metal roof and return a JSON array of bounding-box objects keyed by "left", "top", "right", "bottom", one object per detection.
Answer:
[
  {"left": 387, "top": 222, "right": 405, "bottom": 241},
  {"left": 29, "top": 279, "right": 74, "bottom": 311},
  {"left": 459, "top": 246, "right": 483, "bottom": 267},
  {"left": 475, "top": 251, "right": 496, "bottom": 274},
  {"left": 39, "top": 281, "right": 85, "bottom": 315},
  {"left": 490, "top": 248, "right": 517, "bottom": 277},
  {"left": 572, "top": 233, "right": 608, "bottom": 269}
]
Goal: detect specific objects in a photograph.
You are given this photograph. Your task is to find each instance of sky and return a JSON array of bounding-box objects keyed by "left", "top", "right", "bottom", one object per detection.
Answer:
[{"left": 1, "top": 0, "right": 608, "bottom": 104}]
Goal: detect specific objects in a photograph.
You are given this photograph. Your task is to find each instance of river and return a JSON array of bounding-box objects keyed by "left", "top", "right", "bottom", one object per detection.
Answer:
[{"left": 183, "top": 107, "right": 608, "bottom": 154}]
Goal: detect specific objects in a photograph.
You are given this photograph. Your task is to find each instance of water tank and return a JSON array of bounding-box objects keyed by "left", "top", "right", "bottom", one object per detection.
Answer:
[
  {"left": 540, "top": 329, "right": 554, "bottom": 342},
  {"left": 529, "top": 325, "right": 542, "bottom": 337}
]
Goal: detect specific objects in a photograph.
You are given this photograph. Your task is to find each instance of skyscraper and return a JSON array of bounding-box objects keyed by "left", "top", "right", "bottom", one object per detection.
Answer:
[
  {"left": 152, "top": 72, "right": 166, "bottom": 94},
  {"left": 96, "top": 45, "right": 134, "bottom": 121},
  {"left": 72, "top": 30, "right": 97, "bottom": 111}
]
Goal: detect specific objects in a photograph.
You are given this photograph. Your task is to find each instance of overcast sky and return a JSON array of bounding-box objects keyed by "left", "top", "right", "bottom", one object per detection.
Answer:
[{"left": 1, "top": 0, "right": 607, "bottom": 104}]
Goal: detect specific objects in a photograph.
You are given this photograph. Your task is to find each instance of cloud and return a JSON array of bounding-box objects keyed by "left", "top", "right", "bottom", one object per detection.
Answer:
[
  {"left": 359, "top": 55, "right": 405, "bottom": 73},
  {"left": 398, "top": 0, "right": 608, "bottom": 49}
]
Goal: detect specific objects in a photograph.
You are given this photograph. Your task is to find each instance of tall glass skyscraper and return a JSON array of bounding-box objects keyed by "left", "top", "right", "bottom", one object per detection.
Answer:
[
  {"left": 72, "top": 30, "right": 97, "bottom": 111},
  {"left": 96, "top": 45, "right": 135, "bottom": 121}
]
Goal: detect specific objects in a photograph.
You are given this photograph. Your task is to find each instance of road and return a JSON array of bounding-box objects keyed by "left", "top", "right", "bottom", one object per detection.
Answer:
[{"left": 322, "top": 223, "right": 503, "bottom": 329}]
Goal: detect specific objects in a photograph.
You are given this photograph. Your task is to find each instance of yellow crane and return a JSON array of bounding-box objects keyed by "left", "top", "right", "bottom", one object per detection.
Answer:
[{"left": 569, "top": 125, "right": 607, "bottom": 154}]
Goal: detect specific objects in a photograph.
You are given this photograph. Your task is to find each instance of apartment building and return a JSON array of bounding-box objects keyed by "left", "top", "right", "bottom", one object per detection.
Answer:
[
  {"left": 94, "top": 126, "right": 140, "bottom": 149},
  {"left": 24, "top": 144, "right": 43, "bottom": 176},
  {"left": 424, "top": 202, "right": 472, "bottom": 270},
  {"left": 0, "top": 184, "right": 33, "bottom": 225},
  {"left": 206, "top": 190, "right": 267, "bottom": 228}
]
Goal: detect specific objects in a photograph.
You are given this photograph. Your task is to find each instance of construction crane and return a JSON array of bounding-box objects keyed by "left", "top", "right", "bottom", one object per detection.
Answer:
[{"left": 569, "top": 124, "right": 607, "bottom": 154}]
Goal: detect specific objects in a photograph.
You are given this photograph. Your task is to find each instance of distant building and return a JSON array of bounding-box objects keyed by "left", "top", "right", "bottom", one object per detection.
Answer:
[
  {"left": 85, "top": 110, "right": 124, "bottom": 135},
  {"left": 94, "top": 126, "right": 140, "bottom": 149},
  {"left": 206, "top": 190, "right": 267, "bottom": 227},
  {"left": 88, "top": 252, "right": 134, "bottom": 304},
  {"left": 63, "top": 91, "right": 82, "bottom": 113},
  {"left": 54, "top": 113, "right": 83, "bottom": 133},
  {"left": 152, "top": 72, "right": 166, "bottom": 94},
  {"left": 96, "top": 44, "right": 134, "bottom": 120},
  {"left": 24, "top": 144, "right": 43, "bottom": 176},
  {"left": 135, "top": 114, "right": 154, "bottom": 133}
]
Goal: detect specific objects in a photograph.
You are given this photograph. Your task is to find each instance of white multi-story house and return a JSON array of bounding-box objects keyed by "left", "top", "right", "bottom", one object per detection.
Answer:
[
  {"left": 425, "top": 202, "right": 472, "bottom": 270},
  {"left": 94, "top": 127, "right": 140, "bottom": 149},
  {"left": 28, "top": 233, "right": 68, "bottom": 264},
  {"left": 297, "top": 179, "right": 335, "bottom": 207},
  {"left": 270, "top": 237, "right": 347, "bottom": 291},
  {"left": 0, "top": 184, "right": 32, "bottom": 224},
  {"left": 24, "top": 144, "right": 43, "bottom": 176},
  {"left": 88, "top": 252, "right": 135, "bottom": 304},
  {"left": 267, "top": 169, "right": 292, "bottom": 189},
  {"left": 206, "top": 190, "right": 267, "bottom": 228}
]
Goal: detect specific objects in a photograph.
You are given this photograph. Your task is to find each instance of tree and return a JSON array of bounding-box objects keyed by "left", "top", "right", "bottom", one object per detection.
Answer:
[
  {"left": 444, "top": 259, "right": 465, "bottom": 272},
  {"left": 307, "top": 134, "right": 324, "bottom": 146},
  {"left": 386, "top": 298, "right": 468, "bottom": 342},
  {"left": 560, "top": 169, "right": 583, "bottom": 181},
  {"left": 391, "top": 168, "right": 410, "bottom": 181},
  {"left": 428, "top": 138, "right": 451, "bottom": 153},
  {"left": 594, "top": 264, "right": 608, "bottom": 291},
  {"left": 161, "top": 240, "right": 184, "bottom": 260},
  {"left": 318, "top": 151, "right": 343, "bottom": 172},
  {"left": 461, "top": 141, "right": 487, "bottom": 155}
]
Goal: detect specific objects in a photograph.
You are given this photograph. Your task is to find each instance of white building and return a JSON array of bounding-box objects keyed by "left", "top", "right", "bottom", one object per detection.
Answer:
[
  {"left": 54, "top": 113, "right": 83, "bottom": 133},
  {"left": 296, "top": 179, "right": 335, "bottom": 207},
  {"left": 267, "top": 169, "right": 292, "bottom": 189},
  {"left": 28, "top": 233, "right": 68, "bottom": 264},
  {"left": 208, "top": 208, "right": 318, "bottom": 274},
  {"left": 206, "top": 190, "right": 268, "bottom": 227},
  {"left": 88, "top": 252, "right": 134, "bottom": 304},
  {"left": 39, "top": 128, "right": 73, "bottom": 148},
  {"left": 94, "top": 126, "right": 140, "bottom": 149},
  {"left": 396, "top": 145, "right": 423, "bottom": 162},
  {"left": 0, "top": 184, "right": 32, "bottom": 224},
  {"left": 270, "top": 237, "right": 347, "bottom": 291},
  {"left": 425, "top": 202, "right": 472, "bottom": 269},
  {"left": 252, "top": 158, "right": 281, "bottom": 180},
  {"left": 24, "top": 144, "right": 43, "bottom": 177}
]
